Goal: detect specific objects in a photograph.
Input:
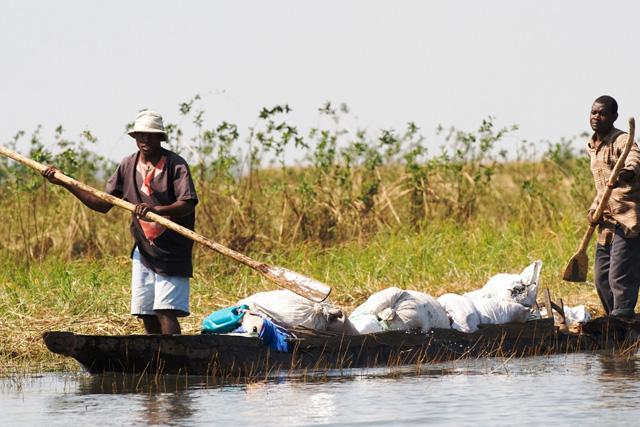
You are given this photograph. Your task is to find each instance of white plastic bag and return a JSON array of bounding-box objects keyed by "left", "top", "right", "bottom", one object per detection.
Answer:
[
  {"left": 539, "top": 305, "right": 592, "bottom": 326},
  {"left": 437, "top": 293, "right": 480, "bottom": 333},
  {"left": 465, "top": 260, "right": 542, "bottom": 307},
  {"left": 563, "top": 305, "right": 591, "bottom": 325},
  {"left": 471, "top": 298, "right": 530, "bottom": 325},
  {"left": 350, "top": 287, "right": 450, "bottom": 332},
  {"left": 238, "top": 290, "right": 338, "bottom": 330}
]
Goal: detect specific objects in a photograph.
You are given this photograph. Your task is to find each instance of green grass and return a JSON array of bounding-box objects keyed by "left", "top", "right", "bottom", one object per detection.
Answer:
[
  {"left": 0, "top": 110, "right": 609, "bottom": 372},
  {"left": 0, "top": 215, "right": 604, "bottom": 373}
]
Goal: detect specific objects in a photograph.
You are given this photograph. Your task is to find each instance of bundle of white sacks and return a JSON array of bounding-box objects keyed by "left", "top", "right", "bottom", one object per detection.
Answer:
[
  {"left": 237, "top": 260, "right": 588, "bottom": 336},
  {"left": 238, "top": 287, "right": 452, "bottom": 335},
  {"left": 349, "top": 287, "right": 451, "bottom": 334},
  {"left": 350, "top": 260, "right": 542, "bottom": 334},
  {"left": 436, "top": 260, "right": 542, "bottom": 333},
  {"left": 238, "top": 290, "right": 358, "bottom": 335}
]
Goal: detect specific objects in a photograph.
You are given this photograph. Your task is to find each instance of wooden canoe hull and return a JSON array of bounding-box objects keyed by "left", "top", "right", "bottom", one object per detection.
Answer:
[{"left": 43, "top": 316, "right": 640, "bottom": 376}]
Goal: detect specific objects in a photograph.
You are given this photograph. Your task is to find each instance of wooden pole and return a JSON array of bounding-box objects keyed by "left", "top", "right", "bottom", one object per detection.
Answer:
[{"left": 0, "top": 146, "right": 332, "bottom": 302}]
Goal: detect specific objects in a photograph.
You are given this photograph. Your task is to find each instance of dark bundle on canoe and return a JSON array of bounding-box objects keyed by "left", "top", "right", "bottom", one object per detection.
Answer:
[{"left": 43, "top": 315, "right": 640, "bottom": 377}]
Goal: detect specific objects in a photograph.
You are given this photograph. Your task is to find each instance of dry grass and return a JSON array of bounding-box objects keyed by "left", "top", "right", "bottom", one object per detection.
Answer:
[
  {"left": 0, "top": 121, "right": 614, "bottom": 373},
  {"left": 0, "top": 220, "right": 609, "bottom": 374}
]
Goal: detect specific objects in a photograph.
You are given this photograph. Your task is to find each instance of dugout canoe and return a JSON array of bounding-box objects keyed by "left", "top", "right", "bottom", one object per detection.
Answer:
[{"left": 43, "top": 315, "right": 640, "bottom": 377}]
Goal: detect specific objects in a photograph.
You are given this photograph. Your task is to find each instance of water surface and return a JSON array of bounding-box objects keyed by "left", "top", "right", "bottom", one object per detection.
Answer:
[{"left": 2, "top": 352, "right": 640, "bottom": 426}]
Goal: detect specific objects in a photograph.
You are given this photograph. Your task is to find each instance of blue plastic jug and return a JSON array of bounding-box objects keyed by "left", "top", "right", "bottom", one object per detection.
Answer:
[{"left": 201, "top": 304, "right": 249, "bottom": 334}]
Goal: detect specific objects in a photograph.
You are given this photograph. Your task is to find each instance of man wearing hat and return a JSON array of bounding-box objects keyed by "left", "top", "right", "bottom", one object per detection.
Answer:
[{"left": 42, "top": 110, "right": 198, "bottom": 334}]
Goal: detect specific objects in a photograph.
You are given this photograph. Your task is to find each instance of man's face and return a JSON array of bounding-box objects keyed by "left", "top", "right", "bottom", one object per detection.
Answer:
[
  {"left": 590, "top": 102, "right": 617, "bottom": 134},
  {"left": 133, "top": 132, "right": 163, "bottom": 155}
]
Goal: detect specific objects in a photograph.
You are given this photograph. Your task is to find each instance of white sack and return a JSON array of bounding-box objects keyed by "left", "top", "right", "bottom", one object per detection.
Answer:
[
  {"left": 350, "top": 287, "right": 403, "bottom": 319},
  {"left": 402, "top": 290, "right": 451, "bottom": 331},
  {"left": 350, "top": 287, "right": 450, "bottom": 332},
  {"left": 564, "top": 305, "right": 591, "bottom": 325},
  {"left": 471, "top": 298, "right": 530, "bottom": 325},
  {"left": 238, "top": 290, "right": 337, "bottom": 330},
  {"left": 437, "top": 293, "right": 481, "bottom": 333},
  {"left": 325, "top": 314, "right": 360, "bottom": 335},
  {"left": 465, "top": 260, "right": 542, "bottom": 307},
  {"left": 349, "top": 313, "right": 385, "bottom": 334}
]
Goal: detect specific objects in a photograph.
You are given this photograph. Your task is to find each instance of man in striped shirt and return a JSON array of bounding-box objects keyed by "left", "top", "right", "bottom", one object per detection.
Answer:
[{"left": 587, "top": 95, "right": 640, "bottom": 318}]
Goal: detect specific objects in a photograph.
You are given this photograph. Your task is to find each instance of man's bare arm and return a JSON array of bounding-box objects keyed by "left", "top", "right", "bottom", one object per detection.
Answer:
[{"left": 42, "top": 166, "right": 113, "bottom": 213}]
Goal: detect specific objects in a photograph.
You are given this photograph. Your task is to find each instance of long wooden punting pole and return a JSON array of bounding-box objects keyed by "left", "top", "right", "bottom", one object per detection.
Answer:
[
  {"left": 0, "top": 146, "right": 332, "bottom": 302},
  {"left": 563, "top": 117, "right": 636, "bottom": 283}
]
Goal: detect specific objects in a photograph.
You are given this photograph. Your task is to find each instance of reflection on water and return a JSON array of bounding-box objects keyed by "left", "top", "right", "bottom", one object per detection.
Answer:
[
  {"left": 597, "top": 353, "right": 640, "bottom": 409},
  {"left": 136, "top": 392, "right": 195, "bottom": 426},
  {"left": 72, "top": 365, "right": 468, "bottom": 395},
  {"left": 599, "top": 352, "right": 640, "bottom": 380},
  {"left": 2, "top": 352, "right": 640, "bottom": 426}
]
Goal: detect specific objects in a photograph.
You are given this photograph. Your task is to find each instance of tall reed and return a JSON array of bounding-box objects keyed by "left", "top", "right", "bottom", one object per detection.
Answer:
[
  {"left": 0, "top": 98, "right": 604, "bottom": 370},
  {"left": 0, "top": 97, "right": 593, "bottom": 261}
]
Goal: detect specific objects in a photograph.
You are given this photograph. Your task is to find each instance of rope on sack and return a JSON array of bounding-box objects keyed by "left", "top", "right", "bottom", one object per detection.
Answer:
[
  {"left": 315, "top": 303, "right": 345, "bottom": 330},
  {"left": 377, "top": 307, "right": 397, "bottom": 330},
  {"left": 510, "top": 279, "right": 527, "bottom": 298}
]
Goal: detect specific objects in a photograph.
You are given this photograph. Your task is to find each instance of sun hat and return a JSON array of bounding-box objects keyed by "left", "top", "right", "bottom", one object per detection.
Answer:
[{"left": 128, "top": 110, "right": 167, "bottom": 140}]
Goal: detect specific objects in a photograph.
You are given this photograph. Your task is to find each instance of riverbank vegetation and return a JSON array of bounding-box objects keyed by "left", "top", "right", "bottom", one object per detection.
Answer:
[{"left": 0, "top": 98, "right": 604, "bottom": 372}]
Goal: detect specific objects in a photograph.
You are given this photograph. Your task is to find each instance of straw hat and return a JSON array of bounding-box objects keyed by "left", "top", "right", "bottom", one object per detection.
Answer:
[{"left": 128, "top": 110, "right": 167, "bottom": 140}]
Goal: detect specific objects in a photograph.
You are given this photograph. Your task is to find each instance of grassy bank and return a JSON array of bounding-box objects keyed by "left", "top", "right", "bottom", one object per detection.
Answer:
[
  {"left": 0, "top": 220, "right": 603, "bottom": 373},
  {"left": 0, "top": 101, "right": 611, "bottom": 373}
]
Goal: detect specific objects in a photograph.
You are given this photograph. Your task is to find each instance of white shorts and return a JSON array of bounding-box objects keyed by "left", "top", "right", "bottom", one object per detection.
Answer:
[{"left": 131, "top": 248, "right": 190, "bottom": 316}]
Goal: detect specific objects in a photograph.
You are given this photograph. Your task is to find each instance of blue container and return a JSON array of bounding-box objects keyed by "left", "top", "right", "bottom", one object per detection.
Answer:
[{"left": 201, "top": 304, "right": 249, "bottom": 334}]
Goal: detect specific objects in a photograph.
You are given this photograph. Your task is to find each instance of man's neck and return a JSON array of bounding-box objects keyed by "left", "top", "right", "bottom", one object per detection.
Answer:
[
  {"left": 139, "top": 149, "right": 163, "bottom": 165},
  {"left": 594, "top": 127, "right": 615, "bottom": 145}
]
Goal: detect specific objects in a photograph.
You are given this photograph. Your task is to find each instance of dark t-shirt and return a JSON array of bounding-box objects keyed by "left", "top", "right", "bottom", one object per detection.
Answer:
[{"left": 105, "top": 148, "right": 198, "bottom": 277}]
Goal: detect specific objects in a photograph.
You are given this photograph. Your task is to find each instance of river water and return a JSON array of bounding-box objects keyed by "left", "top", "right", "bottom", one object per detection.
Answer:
[{"left": 2, "top": 352, "right": 640, "bottom": 426}]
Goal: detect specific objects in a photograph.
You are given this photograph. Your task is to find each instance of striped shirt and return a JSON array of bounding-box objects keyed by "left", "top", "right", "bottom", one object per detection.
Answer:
[{"left": 587, "top": 127, "right": 640, "bottom": 244}]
